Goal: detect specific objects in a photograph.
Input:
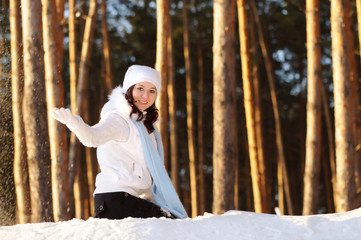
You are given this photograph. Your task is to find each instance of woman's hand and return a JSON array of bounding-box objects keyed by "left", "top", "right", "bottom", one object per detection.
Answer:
[{"left": 52, "top": 108, "right": 79, "bottom": 126}]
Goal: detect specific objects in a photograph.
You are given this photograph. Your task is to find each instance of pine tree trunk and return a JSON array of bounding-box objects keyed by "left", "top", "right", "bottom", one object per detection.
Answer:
[
  {"left": 197, "top": 31, "right": 206, "bottom": 215},
  {"left": 321, "top": 82, "right": 337, "bottom": 210},
  {"left": 10, "top": 0, "right": 31, "bottom": 224},
  {"left": 67, "top": 0, "right": 78, "bottom": 219},
  {"left": 72, "top": 0, "right": 98, "bottom": 218},
  {"left": 182, "top": 0, "right": 198, "bottom": 218},
  {"left": 249, "top": 9, "right": 270, "bottom": 213},
  {"left": 167, "top": 15, "right": 180, "bottom": 194},
  {"left": 250, "top": 1, "right": 293, "bottom": 214},
  {"left": 21, "top": 0, "right": 53, "bottom": 222},
  {"left": 354, "top": 0, "right": 361, "bottom": 205},
  {"left": 331, "top": 0, "right": 357, "bottom": 212},
  {"left": 238, "top": 0, "right": 268, "bottom": 213},
  {"left": 212, "top": 0, "right": 238, "bottom": 214},
  {"left": 42, "top": 0, "right": 70, "bottom": 221},
  {"left": 155, "top": 0, "right": 169, "bottom": 169},
  {"left": 101, "top": 0, "right": 113, "bottom": 93},
  {"left": 303, "top": 0, "right": 322, "bottom": 215}
]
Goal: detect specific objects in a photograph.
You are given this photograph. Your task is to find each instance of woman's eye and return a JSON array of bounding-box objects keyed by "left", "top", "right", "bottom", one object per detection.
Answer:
[
  {"left": 150, "top": 90, "right": 156, "bottom": 94},
  {"left": 137, "top": 87, "right": 143, "bottom": 91}
]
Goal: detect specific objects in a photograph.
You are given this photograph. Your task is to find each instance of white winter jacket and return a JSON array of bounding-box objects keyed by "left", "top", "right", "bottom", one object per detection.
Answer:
[{"left": 69, "top": 87, "right": 155, "bottom": 199}]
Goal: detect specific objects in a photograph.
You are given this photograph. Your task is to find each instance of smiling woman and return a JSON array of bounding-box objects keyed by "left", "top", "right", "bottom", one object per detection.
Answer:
[{"left": 52, "top": 65, "right": 188, "bottom": 220}]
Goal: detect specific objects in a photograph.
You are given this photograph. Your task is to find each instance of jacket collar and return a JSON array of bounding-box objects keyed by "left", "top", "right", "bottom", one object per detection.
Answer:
[{"left": 101, "top": 86, "right": 148, "bottom": 121}]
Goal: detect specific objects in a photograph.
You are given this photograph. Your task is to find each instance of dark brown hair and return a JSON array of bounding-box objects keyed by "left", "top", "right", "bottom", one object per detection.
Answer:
[{"left": 125, "top": 85, "right": 159, "bottom": 134}]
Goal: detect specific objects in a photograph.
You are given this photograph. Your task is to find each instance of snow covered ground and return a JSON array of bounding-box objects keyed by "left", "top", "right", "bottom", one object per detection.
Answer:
[{"left": 1, "top": 208, "right": 361, "bottom": 240}]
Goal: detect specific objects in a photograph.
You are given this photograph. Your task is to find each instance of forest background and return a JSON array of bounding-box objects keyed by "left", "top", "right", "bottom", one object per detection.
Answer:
[{"left": 1, "top": 0, "right": 361, "bottom": 226}]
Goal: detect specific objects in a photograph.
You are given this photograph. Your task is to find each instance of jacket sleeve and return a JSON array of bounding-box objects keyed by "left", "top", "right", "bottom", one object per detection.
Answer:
[{"left": 66, "top": 113, "right": 130, "bottom": 147}]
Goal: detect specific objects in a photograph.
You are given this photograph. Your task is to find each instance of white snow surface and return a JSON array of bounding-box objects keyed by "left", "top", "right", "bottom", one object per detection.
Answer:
[{"left": 1, "top": 208, "right": 361, "bottom": 240}]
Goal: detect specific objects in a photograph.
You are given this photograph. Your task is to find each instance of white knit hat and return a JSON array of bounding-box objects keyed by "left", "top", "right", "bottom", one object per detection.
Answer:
[{"left": 122, "top": 65, "right": 161, "bottom": 95}]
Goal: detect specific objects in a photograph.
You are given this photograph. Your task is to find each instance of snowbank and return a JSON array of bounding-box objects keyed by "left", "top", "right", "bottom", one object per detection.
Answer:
[{"left": 1, "top": 208, "right": 361, "bottom": 240}]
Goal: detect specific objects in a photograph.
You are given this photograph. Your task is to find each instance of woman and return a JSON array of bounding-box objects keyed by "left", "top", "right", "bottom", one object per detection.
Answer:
[{"left": 52, "top": 65, "right": 188, "bottom": 220}]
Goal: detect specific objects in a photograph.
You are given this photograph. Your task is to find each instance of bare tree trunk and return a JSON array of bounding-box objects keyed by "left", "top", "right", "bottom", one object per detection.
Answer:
[
  {"left": 167, "top": 14, "right": 179, "bottom": 194},
  {"left": 55, "top": 0, "right": 65, "bottom": 66},
  {"left": 67, "top": 0, "right": 78, "bottom": 219},
  {"left": 331, "top": 0, "right": 357, "bottom": 212},
  {"left": 10, "top": 0, "right": 31, "bottom": 224},
  {"left": 73, "top": 0, "right": 98, "bottom": 218},
  {"left": 212, "top": 0, "right": 238, "bottom": 214},
  {"left": 21, "top": 0, "right": 53, "bottom": 222},
  {"left": 321, "top": 82, "right": 336, "bottom": 209},
  {"left": 354, "top": 0, "right": 361, "bottom": 205},
  {"left": 303, "top": 0, "right": 322, "bottom": 215},
  {"left": 69, "top": 0, "right": 78, "bottom": 112},
  {"left": 42, "top": 0, "right": 70, "bottom": 221},
  {"left": 249, "top": 8, "right": 270, "bottom": 213},
  {"left": 101, "top": 0, "right": 113, "bottom": 94},
  {"left": 155, "top": 0, "right": 170, "bottom": 169},
  {"left": 238, "top": 0, "right": 268, "bottom": 213},
  {"left": 182, "top": 0, "right": 198, "bottom": 218},
  {"left": 197, "top": 32, "right": 206, "bottom": 215},
  {"left": 250, "top": 1, "right": 293, "bottom": 214},
  {"left": 322, "top": 154, "right": 334, "bottom": 212}
]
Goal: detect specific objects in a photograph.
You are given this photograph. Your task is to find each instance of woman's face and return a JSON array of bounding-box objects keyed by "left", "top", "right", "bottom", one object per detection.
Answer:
[{"left": 132, "top": 81, "right": 157, "bottom": 111}]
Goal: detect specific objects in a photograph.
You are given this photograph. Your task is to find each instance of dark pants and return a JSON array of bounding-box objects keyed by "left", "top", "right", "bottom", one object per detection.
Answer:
[{"left": 94, "top": 191, "right": 176, "bottom": 220}]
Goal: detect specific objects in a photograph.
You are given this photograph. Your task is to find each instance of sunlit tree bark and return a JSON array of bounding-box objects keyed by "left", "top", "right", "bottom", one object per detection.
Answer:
[
  {"left": 167, "top": 14, "right": 180, "bottom": 194},
  {"left": 249, "top": 8, "right": 270, "bottom": 213},
  {"left": 237, "top": 0, "right": 269, "bottom": 213},
  {"left": 331, "top": 0, "right": 357, "bottom": 212},
  {"left": 10, "top": 0, "right": 31, "bottom": 224},
  {"left": 212, "top": 0, "right": 238, "bottom": 214},
  {"left": 303, "top": 0, "right": 322, "bottom": 215},
  {"left": 21, "top": 0, "right": 53, "bottom": 222},
  {"left": 72, "top": 0, "right": 98, "bottom": 218},
  {"left": 101, "top": 0, "right": 113, "bottom": 94},
  {"left": 42, "top": 0, "right": 70, "bottom": 221},
  {"left": 156, "top": 0, "right": 169, "bottom": 169},
  {"left": 182, "top": 0, "right": 198, "bottom": 218},
  {"left": 67, "top": 0, "right": 78, "bottom": 219},
  {"left": 250, "top": 1, "right": 293, "bottom": 214}
]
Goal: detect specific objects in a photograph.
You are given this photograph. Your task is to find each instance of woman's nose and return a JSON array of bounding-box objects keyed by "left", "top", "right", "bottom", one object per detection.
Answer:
[{"left": 142, "top": 91, "right": 149, "bottom": 98}]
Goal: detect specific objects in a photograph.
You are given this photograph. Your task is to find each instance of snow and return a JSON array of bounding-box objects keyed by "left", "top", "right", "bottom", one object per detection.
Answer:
[{"left": 1, "top": 208, "right": 361, "bottom": 240}]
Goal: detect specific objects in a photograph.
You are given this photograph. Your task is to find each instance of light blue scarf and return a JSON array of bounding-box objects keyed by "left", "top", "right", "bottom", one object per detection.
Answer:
[{"left": 133, "top": 120, "right": 188, "bottom": 219}]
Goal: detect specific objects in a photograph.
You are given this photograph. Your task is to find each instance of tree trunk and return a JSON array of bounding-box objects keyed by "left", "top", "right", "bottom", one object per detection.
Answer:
[
  {"left": 69, "top": 0, "right": 78, "bottom": 111},
  {"left": 238, "top": 0, "right": 269, "bottom": 213},
  {"left": 10, "top": 0, "right": 31, "bottom": 224},
  {"left": 354, "top": 0, "right": 361, "bottom": 206},
  {"left": 197, "top": 31, "right": 206, "bottom": 215},
  {"left": 249, "top": 8, "right": 270, "bottom": 213},
  {"left": 303, "top": 0, "right": 322, "bottom": 215},
  {"left": 101, "top": 0, "right": 113, "bottom": 94},
  {"left": 321, "top": 81, "right": 337, "bottom": 210},
  {"left": 72, "top": 0, "right": 98, "bottom": 218},
  {"left": 156, "top": 0, "right": 170, "bottom": 169},
  {"left": 182, "top": 0, "right": 198, "bottom": 218},
  {"left": 331, "top": 0, "right": 357, "bottom": 212},
  {"left": 250, "top": 1, "right": 293, "bottom": 214},
  {"left": 55, "top": 0, "right": 65, "bottom": 67},
  {"left": 167, "top": 13, "right": 180, "bottom": 194},
  {"left": 67, "top": 0, "right": 78, "bottom": 219},
  {"left": 21, "top": 0, "right": 53, "bottom": 222},
  {"left": 212, "top": 0, "right": 238, "bottom": 214},
  {"left": 42, "top": 0, "right": 70, "bottom": 221}
]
